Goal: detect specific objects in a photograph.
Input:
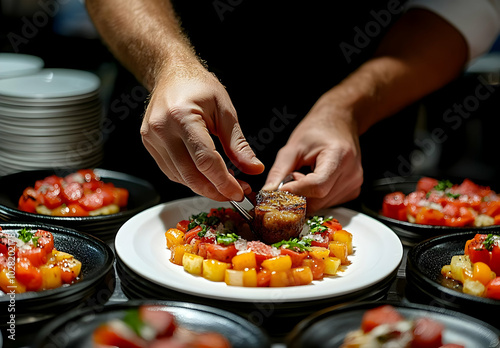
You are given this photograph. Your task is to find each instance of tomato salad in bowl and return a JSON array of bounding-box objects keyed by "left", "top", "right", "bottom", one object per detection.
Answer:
[{"left": 165, "top": 207, "right": 354, "bottom": 288}]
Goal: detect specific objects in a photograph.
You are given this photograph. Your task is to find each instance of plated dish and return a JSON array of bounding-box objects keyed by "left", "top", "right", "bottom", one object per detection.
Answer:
[
  {"left": 0, "top": 222, "right": 114, "bottom": 326},
  {"left": 115, "top": 196, "right": 403, "bottom": 303},
  {"left": 406, "top": 231, "right": 500, "bottom": 326},
  {"left": 286, "top": 301, "right": 500, "bottom": 348},
  {"left": 361, "top": 176, "right": 500, "bottom": 244},
  {"left": 0, "top": 53, "right": 44, "bottom": 79},
  {"left": 33, "top": 300, "right": 272, "bottom": 348},
  {"left": 0, "top": 169, "right": 160, "bottom": 242}
]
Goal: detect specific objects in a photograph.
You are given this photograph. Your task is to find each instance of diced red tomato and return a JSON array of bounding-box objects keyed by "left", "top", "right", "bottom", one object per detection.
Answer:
[
  {"left": 38, "top": 187, "right": 63, "bottom": 209},
  {"left": 139, "top": 306, "right": 177, "bottom": 338},
  {"left": 490, "top": 244, "right": 500, "bottom": 274},
  {"left": 416, "top": 177, "right": 439, "bottom": 193},
  {"left": 34, "top": 230, "right": 54, "bottom": 254},
  {"left": 15, "top": 258, "right": 42, "bottom": 291},
  {"left": 188, "top": 332, "right": 232, "bottom": 348},
  {"left": 415, "top": 207, "right": 445, "bottom": 226},
  {"left": 247, "top": 241, "right": 277, "bottom": 266},
  {"left": 0, "top": 232, "right": 13, "bottom": 256},
  {"left": 444, "top": 207, "right": 475, "bottom": 227},
  {"left": 256, "top": 269, "right": 271, "bottom": 287},
  {"left": 113, "top": 187, "right": 129, "bottom": 207},
  {"left": 176, "top": 220, "right": 190, "bottom": 233},
  {"left": 466, "top": 235, "right": 491, "bottom": 265},
  {"left": 411, "top": 317, "right": 443, "bottom": 348},
  {"left": 361, "top": 305, "right": 404, "bottom": 333},
  {"left": 17, "top": 246, "right": 47, "bottom": 267},
  {"left": 310, "top": 232, "right": 329, "bottom": 248},
  {"left": 205, "top": 244, "right": 237, "bottom": 263},
  {"left": 61, "top": 182, "right": 84, "bottom": 204},
  {"left": 382, "top": 192, "right": 407, "bottom": 221},
  {"left": 280, "top": 247, "right": 308, "bottom": 267},
  {"left": 184, "top": 226, "right": 203, "bottom": 244},
  {"left": 485, "top": 277, "right": 500, "bottom": 300}
]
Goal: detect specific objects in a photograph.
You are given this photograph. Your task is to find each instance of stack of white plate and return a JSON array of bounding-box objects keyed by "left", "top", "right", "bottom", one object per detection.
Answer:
[{"left": 0, "top": 68, "right": 104, "bottom": 175}]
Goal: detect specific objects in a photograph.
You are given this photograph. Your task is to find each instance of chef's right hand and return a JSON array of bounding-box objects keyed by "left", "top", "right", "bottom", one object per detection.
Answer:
[{"left": 140, "top": 61, "right": 264, "bottom": 202}]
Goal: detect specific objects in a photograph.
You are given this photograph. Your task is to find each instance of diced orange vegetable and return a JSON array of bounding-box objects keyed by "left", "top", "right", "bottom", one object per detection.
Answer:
[
  {"left": 324, "top": 257, "right": 341, "bottom": 275},
  {"left": 165, "top": 228, "right": 185, "bottom": 249},
  {"left": 309, "top": 246, "right": 330, "bottom": 260},
  {"left": 203, "top": 259, "right": 230, "bottom": 282},
  {"left": 301, "top": 258, "right": 325, "bottom": 280},
  {"left": 170, "top": 244, "right": 193, "bottom": 265},
  {"left": 232, "top": 251, "right": 257, "bottom": 270},
  {"left": 328, "top": 241, "right": 349, "bottom": 265},
  {"left": 243, "top": 268, "right": 258, "bottom": 287},
  {"left": 269, "top": 270, "right": 294, "bottom": 287},
  {"left": 333, "top": 230, "right": 353, "bottom": 255},
  {"left": 182, "top": 253, "right": 204, "bottom": 275},
  {"left": 261, "top": 255, "right": 292, "bottom": 272},
  {"left": 291, "top": 267, "right": 313, "bottom": 285}
]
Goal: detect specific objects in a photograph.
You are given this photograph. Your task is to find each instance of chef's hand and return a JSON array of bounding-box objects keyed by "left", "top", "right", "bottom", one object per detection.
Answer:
[
  {"left": 141, "top": 62, "right": 264, "bottom": 201},
  {"left": 262, "top": 90, "right": 363, "bottom": 213}
]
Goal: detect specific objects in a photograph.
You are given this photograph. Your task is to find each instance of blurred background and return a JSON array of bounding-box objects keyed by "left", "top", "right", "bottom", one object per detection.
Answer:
[{"left": 1, "top": 0, "right": 500, "bottom": 201}]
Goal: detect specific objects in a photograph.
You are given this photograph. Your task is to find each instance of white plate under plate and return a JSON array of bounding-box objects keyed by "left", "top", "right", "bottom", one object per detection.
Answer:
[
  {"left": 0, "top": 69, "right": 100, "bottom": 99},
  {"left": 115, "top": 197, "right": 403, "bottom": 303},
  {"left": 0, "top": 53, "right": 44, "bottom": 79}
]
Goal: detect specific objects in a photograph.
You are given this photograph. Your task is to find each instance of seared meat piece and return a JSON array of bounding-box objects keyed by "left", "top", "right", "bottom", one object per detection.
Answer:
[{"left": 253, "top": 190, "right": 306, "bottom": 244}]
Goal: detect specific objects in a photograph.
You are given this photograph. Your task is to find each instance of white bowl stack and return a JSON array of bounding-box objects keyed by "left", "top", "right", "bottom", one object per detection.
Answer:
[{"left": 0, "top": 57, "right": 104, "bottom": 176}]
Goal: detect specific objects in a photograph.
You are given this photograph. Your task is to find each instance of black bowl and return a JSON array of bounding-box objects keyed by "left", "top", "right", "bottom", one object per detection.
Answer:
[
  {"left": 0, "top": 168, "right": 160, "bottom": 242},
  {"left": 360, "top": 176, "right": 500, "bottom": 245},
  {"left": 32, "top": 299, "right": 272, "bottom": 348},
  {"left": 406, "top": 231, "right": 500, "bottom": 327},
  {"left": 0, "top": 222, "right": 115, "bottom": 345},
  {"left": 286, "top": 301, "right": 500, "bottom": 348}
]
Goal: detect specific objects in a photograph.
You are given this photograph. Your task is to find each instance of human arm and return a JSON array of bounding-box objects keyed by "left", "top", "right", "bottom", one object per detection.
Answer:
[
  {"left": 264, "top": 8, "right": 470, "bottom": 213},
  {"left": 85, "top": 0, "right": 264, "bottom": 202}
]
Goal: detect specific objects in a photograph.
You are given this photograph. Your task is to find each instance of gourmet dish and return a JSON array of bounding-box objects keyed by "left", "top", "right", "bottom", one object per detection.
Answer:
[
  {"left": 18, "top": 169, "right": 129, "bottom": 217},
  {"left": 341, "top": 305, "right": 464, "bottom": 348},
  {"left": 165, "top": 190, "right": 353, "bottom": 288},
  {"left": 440, "top": 233, "right": 500, "bottom": 300},
  {"left": 0, "top": 227, "right": 82, "bottom": 293},
  {"left": 382, "top": 177, "right": 500, "bottom": 227},
  {"left": 92, "top": 304, "right": 232, "bottom": 348}
]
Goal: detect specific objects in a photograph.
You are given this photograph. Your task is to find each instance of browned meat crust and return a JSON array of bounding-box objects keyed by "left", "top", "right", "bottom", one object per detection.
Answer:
[{"left": 252, "top": 190, "right": 306, "bottom": 244}]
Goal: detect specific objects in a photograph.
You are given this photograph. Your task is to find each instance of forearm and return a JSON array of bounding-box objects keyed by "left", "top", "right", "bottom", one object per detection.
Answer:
[
  {"left": 85, "top": 0, "right": 199, "bottom": 90},
  {"left": 327, "top": 8, "right": 468, "bottom": 135}
]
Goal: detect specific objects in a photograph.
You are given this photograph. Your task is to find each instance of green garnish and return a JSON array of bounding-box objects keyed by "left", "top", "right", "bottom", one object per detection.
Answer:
[
  {"left": 196, "top": 224, "right": 209, "bottom": 238},
  {"left": 484, "top": 234, "right": 499, "bottom": 250},
  {"left": 217, "top": 232, "right": 240, "bottom": 245},
  {"left": 434, "top": 180, "right": 453, "bottom": 191},
  {"left": 17, "top": 228, "right": 38, "bottom": 246},
  {"left": 272, "top": 238, "right": 311, "bottom": 252},
  {"left": 188, "top": 212, "right": 220, "bottom": 230},
  {"left": 122, "top": 309, "right": 144, "bottom": 337},
  {"left": 306, "top": 216, "right": 332, "bottom": 234},
  {"left": 446, "top": 192, "right": 461, "bottom": 199}
]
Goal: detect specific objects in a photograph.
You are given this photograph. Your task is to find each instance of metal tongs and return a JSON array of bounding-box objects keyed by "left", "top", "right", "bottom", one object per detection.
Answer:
[{"left": 229, "top": 173, "right": 295, "bottom": 226}]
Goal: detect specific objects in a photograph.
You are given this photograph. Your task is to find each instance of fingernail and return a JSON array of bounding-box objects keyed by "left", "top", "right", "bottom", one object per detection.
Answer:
[
  {"left": 231, "top": 192, "right": 244, "bottom": 201},
  {"left": 262, "top": 183, "right": 277, "bottom": 191},
  {"left": 251, "top": 157, "right": 264, "bottom": 166}
]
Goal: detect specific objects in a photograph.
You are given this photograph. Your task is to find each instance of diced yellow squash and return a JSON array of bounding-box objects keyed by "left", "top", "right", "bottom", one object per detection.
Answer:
[
  {"left": 40, "top": 265, "right": 63, "bottom": 290},
  {"left": 291, "top": 267, "right": 313, "bottom": 285},
  {"left": 324, "top": 256, "right": 341, "bottom": 275},
  {"left": 58, "top": 258, "right": 82, "bottom": 279},
  {"left": 463, "top": 278, "right": 485, "bottom": 297},
  {"left": 333, "top": 230, "right": 353, "bottom": 255},
  {"left": 261, "top": 255, "right": 292, "bottom": 272},
  {"left": 182, "top": 253, "right": 204, "bottom": 275},
  {"left": 269, "top": 270, "right": 294, "bottom": 287},
  {"left": 171, "top": 244, "right": 193, "bottom": 265},
  {"left": 165, "top": 228, "right": 185, "bottom": 249},
  {"left": 309, "top": 247, "right": 330, "bottom": 260},
  {"left": 450, "top": 255, "right": 472, "bottom": 283},
  {"left": 202, "top": 259, "right": 230, "bottom": 282},
  {"left": 232, "top": 251, "right": 257, "bottom": 270},
  {"left": 53, "top": 250, "right": 74, "bottom": 262},
  {"left": 0, "top": 268, "right": 26, "bottom": 293},
  {"left": 328, "top": 241, "right": 349, "bottom": 265},
  {"left": 441, "top": 264, "right": 452, "bottom": 278},
  {"left": 243, "top": 268, "right": 258, "bottom": 287}
]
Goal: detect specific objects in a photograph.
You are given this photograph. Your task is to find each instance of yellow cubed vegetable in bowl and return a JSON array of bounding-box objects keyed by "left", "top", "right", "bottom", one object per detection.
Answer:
[{"left": 203, "top": 259, "right": 230, "bottom": 282}]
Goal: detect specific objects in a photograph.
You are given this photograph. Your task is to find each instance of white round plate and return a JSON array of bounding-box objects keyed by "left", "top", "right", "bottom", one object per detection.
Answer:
[
  {"left": 115, "top": 197, "right": 403, "bottom": 303},
  {"left": 0, "top": 53, "right": 44, "bottom": 79},
  {"left": 0, "top": 69, "right": 100, "bottom": 98}
]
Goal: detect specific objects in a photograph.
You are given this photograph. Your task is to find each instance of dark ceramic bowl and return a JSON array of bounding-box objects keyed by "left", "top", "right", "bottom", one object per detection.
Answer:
[
  {"left": 406, "top": 231, "right": 500, "bottom": 327},
  {"left": 32, "top": 299, "right": 272, "bottom": 348},
  {"left": 0, "top": 168, "right": 160, "bottom": 242},
  {"left": 286, "top": 301, "right": 500, "bottom": 348},
  {"left": 360, "top": 176, "right": 500, "bottom": 245},
  {"left": 0, "top": 222, "right": 115, "bottom": 326}
]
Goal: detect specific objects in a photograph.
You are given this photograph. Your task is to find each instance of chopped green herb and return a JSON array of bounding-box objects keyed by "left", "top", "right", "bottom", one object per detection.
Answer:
[
  {"left": 307, "top": 216, "right": 332, "bottom": 234},
  {"left": 446, "top": 192, "right": 461, "bottom": 199},
  {"left": 272, "top": 238, "right": 311, "bottom": 252},
  {"left": 216, "top": 232, "right": 239, "bottom": 245},
  {"left": 434, "top": 180, "right": 453, "bottom": 191},
  {"left": 18, "top": 228, "right": 34, "bottom": 243},
  {"left": 484, "top": 234, "right": 499, "bottom": 250},
  {"left": 197, "top": 224, "right": 209, "bottom": 237},
  {"left": 188, "top": 212, "right": 220, "bottom": 230},
  {"left": 122, "top": 309, "right": 144, "bottom": 337}
]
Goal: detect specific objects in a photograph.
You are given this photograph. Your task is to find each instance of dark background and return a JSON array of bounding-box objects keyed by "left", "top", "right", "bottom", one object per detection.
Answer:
[{"left": 1, "top": 0, "right": 499, "bottom": 203}]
